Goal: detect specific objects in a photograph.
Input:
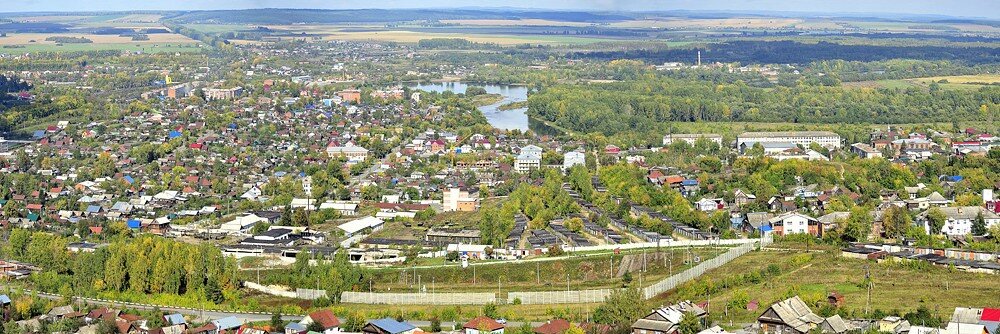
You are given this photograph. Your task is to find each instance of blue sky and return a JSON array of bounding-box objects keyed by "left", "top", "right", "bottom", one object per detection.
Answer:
[{"left": 3, "top": 0, "right": 999, "bottom": 19}]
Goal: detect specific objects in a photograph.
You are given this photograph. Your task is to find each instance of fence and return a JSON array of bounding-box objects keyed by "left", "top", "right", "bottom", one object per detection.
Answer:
[
  {"left": 341, "top": 291, "right": 499, "bottom": 305},
  {"left": 508, "top": 289, "right": 613, "bottom": 305},
  {"left": 641, "top": 236, "right": 771, "bottom": 299},
  {"left": 316, "top": 237, "right": 773, "bottom": 305},
  {"left": 569, "top": 238, "right": 760, "bottom": 253}
]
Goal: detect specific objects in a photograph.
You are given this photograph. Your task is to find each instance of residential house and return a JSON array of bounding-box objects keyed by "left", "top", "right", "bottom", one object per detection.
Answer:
[
  {"left": 769, "top": 212, "right": 822, "bottom": 237},
  {"left": 757, "top": 296, "right": 824, "bottom": 334},
  {"left": 362, "top": 318, "right": 416, "bottom": 334},
  {"left": 563, "top": 151, "right": 586, "bottom": 170},
  {"left": 734, "top": 189, "right": 757, "bottom": 208},
  {"left": 301, "top": 309, "right": 341, "bottom": 334},
  {"left": 631, "top": 301, "right": 707, "bottom": 334},
  {"left": 464, "top": 316, "right": 505, "bottom": 334},
  {"left": 535, "top": 319, "right": 571, "bottom": 334}
]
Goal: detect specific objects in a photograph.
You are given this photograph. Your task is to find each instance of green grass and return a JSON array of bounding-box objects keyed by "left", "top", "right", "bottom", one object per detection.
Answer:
[
  {"left": 0, "top": 43, "right": 205, "bottom": 53},
  {"left": 655, "top": 242, "right": 1000, "bottom": 325}
]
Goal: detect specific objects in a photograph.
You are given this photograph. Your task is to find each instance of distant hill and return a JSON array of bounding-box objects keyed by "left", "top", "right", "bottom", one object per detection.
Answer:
[{"left": 162, "top": 8, "right": 633, "bottom": 24}]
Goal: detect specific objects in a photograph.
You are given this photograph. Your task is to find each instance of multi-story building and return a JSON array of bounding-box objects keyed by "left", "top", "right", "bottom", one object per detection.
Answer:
[
  {"left": 737, "top": 131, "right": 842, "bottom": 153},
  {"left": 663, "top": 133, "right": 724, "bottom": 146}
]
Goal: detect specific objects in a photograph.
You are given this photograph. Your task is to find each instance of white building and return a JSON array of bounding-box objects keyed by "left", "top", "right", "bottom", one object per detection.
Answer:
[
  {"left": 919, "top": 206, "right": 1000, "bottom": 236},
  {"left": 769, "top": 212, "right": 821, "bottom": 236},
  {"left": 514, "top": 152, "right": 541, "bottom": 173},
  {"left": 663, "top": 134, "right": 723, "bottom": 146},
  {"left": 563, "top": 151, "right": 586, "bottom": 170},
  {"left": 737, "top": 131, "right": 842, "bottom": 152},
  {"left": 220, "top": 214, "right": 268, "bottom": 234},
  {"left": 327, "top": 142, "right": 369, "bottom": 161},
  {"left": 319, "top": 201, "right": 359, "bottom": 216},
  {"left": 338, "top": 216, "right": 385, "bottom": 237}
]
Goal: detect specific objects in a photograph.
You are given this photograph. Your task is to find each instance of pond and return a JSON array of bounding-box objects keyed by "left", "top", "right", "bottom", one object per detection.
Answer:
[{"left": 405, "top": 82, "right": 529, "bottom": 131}]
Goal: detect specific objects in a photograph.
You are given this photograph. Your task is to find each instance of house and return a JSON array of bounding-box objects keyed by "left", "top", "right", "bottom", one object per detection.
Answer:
[
  {"left": 694, "top": 198, "right": 725, "bottom": 212},
  {"left": 319, "top": 201, "right": 360, "bottom": 216},
  {"left": 851, "top": 143, "right": 883, "bottom": 159},
  {"left": 769, "top": 212, "right": 822, "bottom": 237},
  {"left": 631, "top": 301, "right": 707, "bottom": 334},
  {"left": 362, "top": 318, "right": 416, "bottom": 334},
  {"left": 535, "top": 319, "right": 571, "bottom": 334},
  {"left": 877, "top": 316, "right": 911, "bottom": 334},
  {"left": 917, "top": 206, "right": 1000, "bottom": 236},
  {"left": 819, "top": 315, "right": 851, "bottom": 334},
  {"left": 734, "top": 189, "right": 757, "bottom": 208},
  {"left": 301, "top": 309, "right": 341, "bottom": 334},
  {"left": 464, "top": 316, "right": 505, "bottom": 334},
  {"left": 757, "top": 296, "right": 824, "bottom": 334},
  {"left": 563, "top": 151, "right": 586, "bottom": 170},
  {"left": 212, "top": 316, "right": 243, "bottom": 333},
  {"left": 221, "top": 214, "right": 268, "bottom": 234}
]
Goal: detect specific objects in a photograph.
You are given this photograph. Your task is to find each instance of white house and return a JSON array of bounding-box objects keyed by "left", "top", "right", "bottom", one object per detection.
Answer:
[
  {"left": 220, "top": 214, "right": 268, "bottom": 234},
  {"left": 319, "top": 201, "right": 359, "bottom": 216},
  {"left": 563, "top": 151, "right": 586, "bottom": 170},
  {"left": 769, "top": 212, "right": 821, "bottom": 237}
]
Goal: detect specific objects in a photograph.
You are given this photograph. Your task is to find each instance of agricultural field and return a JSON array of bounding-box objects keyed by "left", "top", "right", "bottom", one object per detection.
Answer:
[
  {"left": 0, "top": 32, "right": 202, "bottom": 53},
  {"left": 844, "top": 74, "right": 1000, "bottom": 92},
  {"left": 656, "top": 242, "right": 1000, "bottom": 326},
  {"left": 438, "top": 19, "right": 597, "bottom": 27},
  {"left": 610, "top": 18, "right": 802, "bottom": 29}
]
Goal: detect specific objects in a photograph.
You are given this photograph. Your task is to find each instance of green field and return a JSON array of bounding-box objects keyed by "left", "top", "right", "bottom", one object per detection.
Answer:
[
  {"left": 0, "top": 43, "right": 206, "bottom": 53},
  {"left": 655, "top": 242, "right": 1000, "bottom": 325}
]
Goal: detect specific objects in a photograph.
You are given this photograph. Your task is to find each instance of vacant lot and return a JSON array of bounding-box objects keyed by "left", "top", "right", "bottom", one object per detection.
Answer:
[{"left": 655, "top": 243, "right": 1000, "bottom": 325}]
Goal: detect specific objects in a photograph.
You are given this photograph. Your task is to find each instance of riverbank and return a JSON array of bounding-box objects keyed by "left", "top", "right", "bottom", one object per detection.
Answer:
[{"left": 497, "top": 100, "right": 528, "bottom": 111}]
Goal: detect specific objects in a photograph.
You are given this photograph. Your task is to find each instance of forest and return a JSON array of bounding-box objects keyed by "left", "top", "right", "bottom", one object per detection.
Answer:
[
  {"left": 527, "top": 75, "right": 999, "bottom": 145},
  {"left": 1, "top": 229, "right": 239, "bottom": 305},
  {"left": 572, "top": 41, "right": 1000, "bottom": 65}
]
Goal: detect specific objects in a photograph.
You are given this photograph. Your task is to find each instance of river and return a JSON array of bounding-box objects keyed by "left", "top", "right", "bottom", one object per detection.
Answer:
[{"left": 405, "top": 82, "right": 529, "bottom": 131}]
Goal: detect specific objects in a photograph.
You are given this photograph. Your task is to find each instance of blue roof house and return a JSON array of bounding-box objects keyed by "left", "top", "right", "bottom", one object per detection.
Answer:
[{"left": 363, "top": 318, "right": 416, "bottom": 334}]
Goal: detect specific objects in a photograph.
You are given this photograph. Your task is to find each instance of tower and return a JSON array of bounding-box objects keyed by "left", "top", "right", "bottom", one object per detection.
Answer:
[{"left": 697, "top": 51, "right": 701, "bottom": 67}]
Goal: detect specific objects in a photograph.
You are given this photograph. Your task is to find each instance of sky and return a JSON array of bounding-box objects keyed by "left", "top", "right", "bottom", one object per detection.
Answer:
[{"left": 3, "top": 0, "right": 999, "bottom": 20}]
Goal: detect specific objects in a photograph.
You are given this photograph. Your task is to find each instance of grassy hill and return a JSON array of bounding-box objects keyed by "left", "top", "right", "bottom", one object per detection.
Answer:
[{"left": 653, "top": 241, "right": 1000, "bottom": 326}]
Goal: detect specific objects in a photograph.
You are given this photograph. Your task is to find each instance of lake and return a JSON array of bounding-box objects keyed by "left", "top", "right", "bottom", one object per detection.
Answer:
[{"left": 405, "top": 82, "right": 529, "bottom": 131}]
